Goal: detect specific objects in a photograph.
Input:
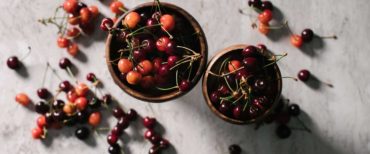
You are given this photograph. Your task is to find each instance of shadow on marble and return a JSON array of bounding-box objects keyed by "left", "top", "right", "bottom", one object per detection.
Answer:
[
  {"left": 266, "top": 7, "right": 289, "bottom": 42},
  {"left": 299, "top": 36, "right": 325, "bottom": 58},
  {"left": 73, "top": 49, "right": 88, "bottom": 63},
  {"left": 75, "top": 14, "right": 108, "bottom": 48},
  {"left": 15, "top": 63, "right": 30, "bottom": 78},
  {"left": 305, "top": 73, "right": 333, "bottom": 90}
]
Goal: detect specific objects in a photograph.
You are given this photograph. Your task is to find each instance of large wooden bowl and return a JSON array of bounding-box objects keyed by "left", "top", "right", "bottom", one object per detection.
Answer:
[
  {"left": 202, "top": 44, "right": 282, "bottom": 124},
  {"left": 106, "top": 2, "right": 207, "bottom": 102}
]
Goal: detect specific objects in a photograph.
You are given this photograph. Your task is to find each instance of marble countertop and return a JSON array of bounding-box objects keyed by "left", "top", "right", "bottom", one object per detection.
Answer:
[{"left": 1, "top": 0, "right": 370, "bottom": 153}]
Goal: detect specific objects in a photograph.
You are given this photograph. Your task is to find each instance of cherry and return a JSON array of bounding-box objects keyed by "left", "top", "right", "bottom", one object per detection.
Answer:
[
  {"left": 86, "top": 72, "right": 96, "bottom": 82},
  {"left": 165, "top": 40, "right": 177, "bottom": 55},
  {"left": 117, "top": 117, "right": 130, "bottom": 130},
  {"left": 257, "top": 44, "right": 267, "bottom": 52},
  {"left": 254, "top": 78, "right": 267, "bottom": 91},
  {"left": 89, "top": 97, "right": 102, "bottom": 109},
  {"left": 217, "top": 85, "right": 230, "bottom": 96},
  {"left": 35, "top": 101, "right": 50, "bottom": 114},
  {"left": 66, "top": 28, "right": 80, "bottom": 38},
  {"left": 88, "top": 5, "right": 99, "bottom": 18},
  {"left": 157, "top": 64, "right": 170, "bottom": 77},
  {"left": 229, "top": 144, "right": 242, "bottom": 154},
  {"left": 112, "top": 107, "right": 125, "bottom": 119},
  {"left": 137, "top": 60, "right": 153, "bottom": 75},
  {"left": 228, "top": 60, "right": 242, "bottom": 73},
  {"left": 75, "top": 126, "right": 90, "bottom": 140},
  {"left": 290, "top": 35, "right": 303, "bottom": 48},
  {"left": 103, "top": 94, "right": 112, "bottom": 105},
  {"left": 288, "top": 104, "right": 300, "bottom": 116},
  {"left": 153, "top": 58, "right": 163, "bottom": 72},
  {"left": 100, "top": 18, "right": 114, "bottom": 31},
  {"left": 88, "top": 111, "right": 101, "bottom": 127},
  {"left": 297, "top": 69, "right": 310, "bottom": 81},
  {"left": 144, "top": 129, "right": 155, "bottom": 139},
  {"left": 123, "top": 11, "right": 141, "bottom": 29},
  {"left": 7, "top": 56, "right": 21, "bottom": 69},
  {"left": 179, "top": 80, "right": 191, "bottom": 92},
  {"left": 159, "top": 139, "right": 170, "bottom": 148},
  {"left": 75, "top": 82, "right": 89, "bottom": 96},
  {"left": 140, "top": 76, "right": 155, "bottom": 89},
  {"left": 143, "top": 117, "right": 156, "bottom": 129},
  {"left": 53, "top": 110, "right": 66, "bottom": 122},
  {"left": 59, "top": 80, "right": 72, "bottom": 92},
  {"left": 45, "top": 112, "right": 54, "bottom": 124},
  {"left": 261, "top": 1, "right": 273, "bottom": 11},
  {"left": 242, "top": 45, "right": 258, "bottom": 57},
  {"left": 59, "top": 57, "right": 72, "bottom": 69},
  {"left": 80, "top": 8, "right": 92, "bottom": 25},
  {"left": 67, "top": 42, "right": 79, "bottom": 57},
  {"left": 75, "top": 2, "right": 87, "bottom": 13},
  {"left": 133, "top": 50, "right": 146, "bottom": 61},
  {"left": 32, "top": 127, "right": 44, "bottom": 139},
  {"left": 147, "top": 18, "right": 160, "bottom": 31},
  {"left": 36, "top": 88, "right": 49, "bottom": 99},
  {"left": 110, "top": 1, "right": 124, "bottom": 14},
  {"left": 156, "top": 36, "right": 172, "bottom": 52},
  {"left": 107, "top": 134, "right": 119, "bottom": 145},
  {"left": 242, "top": 57, "right": 258, "bottom": 71},
  {"left": 111, "top": 125, "right": 122, "bottom": 136},
  {"left": 258, "top": 10, "right": 272, "bottom": 24},
  {"left": 152, "top": 11, "right": 162, "bottom": 19},
  {"left": 258, "top": 22, "right": 270, "bottom": 35},
  {"left": 15, "top": 93, "right": 30, "bottom": 106},
  {"left": 108, "top": 143, "right": 121, "bottom": 154},
  {"left": 301, "top": 29, "right": 314, "bottom": 42},
  {"left": 167, "top": 56, "right": 178, "bottom": 68},
  {"left": 235, "top": 68, "right": 250, "bottom": 80},
  {"left": 77, "top": 110, "right": 89, "bottom": 123},
  {"left": 233, "top": 105, "right": 244, "bottom": 119},
  {"left": 139, "top": 12, "right": 149, "bottom": 25},
  {"left": 219, "top": 101, "right": 231, "bottom": 115},
  {"left": 126, "top": 71, "right": 142, "bottom": 85},
  {"left": 75, "top": 97, "right": 88, "bottom": 111},
  {"left": 276, "top": 125, "right": 291, "bottom": 139},
  {"left": 118, "top": 58, "right": 133, "bottom": 73},
  {"left": 248, "top": 105, "right": 260, "bottom": 118},
  {"left": 149, "top": 146, "right": 161, "bottom": 154},
  {"left": 126, "top": 109, "right": 137, "bottom": 121},
  {"left": 149, "top": 135, "right": 161, "bottom": 145},
  {"left": 248, "top": 0, "right": 262, "bottom": 9},
  {"left": 52, "top": 100, "right": 65, "bottom": 110},
  {"left": 210, "top": 91, "right": 220, "bottom": 104},
  {"left": 37, "top": 115, "right": 47, "bottom": 128},
  {"left": 57, "top": 37, "right": 70, "bottom": 48},
  {"left": 63, "top": 0, "right": 78, "bottom": 14},
  {"left": 160, "top": 14, "right": 175, "bottom": 31},
  {"left": 141, "top": 38, "right": 155, "bottom": 53},
  {"left": 253, "top": 96, "right": 269, "bottom": 110},
  {"left": 68, "top": 14, "right": 80, "bottom": 25}
]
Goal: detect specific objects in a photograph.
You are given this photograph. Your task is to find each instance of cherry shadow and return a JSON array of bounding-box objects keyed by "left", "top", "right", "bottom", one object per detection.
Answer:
[
  {"left": 266, "top": 7, "right": 289, "bottom": 42},
  {"left": 15, "top": 63, "right": 30, "bottom": 78},
  {"left": 304, "top": 74, "right": 333, "bottom": 90},
  {"left": 74, "top": 49, "right": 88, "bottom": 63},
  {"left": 75, "top": 14, "right": 109, "bottom": 48},
  {"left": 299, "top": 36, "right": 325, "bottom": 58}
]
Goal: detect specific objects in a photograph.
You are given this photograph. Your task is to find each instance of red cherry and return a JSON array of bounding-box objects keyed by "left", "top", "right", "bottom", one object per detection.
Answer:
[
  {"left": 63, "top": 0, "right": 78, "bottom": 14},
  {"left": 143, "top": 117, "right": 156, "bottom": 129},
  {"left": 298, "top": 69, "right": 310, "bottom": 81},
  {"left": 37, "top": 115, "right": 47, "bottom": 128},
  {"left": 107, "top": 134, "right": 119, "bottom": 145},
  {"left": 156, "top": 36, "right": 171, "bottom": 52},
  {"left": 67, "top": 90, "right": 78, "bottom": 102},
  {"left": 290, "top": 35, "right": 303, "bottom": 48},
  {"left": 179, "top": 80, "right": 191, "bottom": 92},
  {"left": 242, "top": 57, "right": 259, "bottom": 71},
  {"left": 68, "top": 14, "right": 80, "bottom": 25},
  {"left": 126, "top": 71, "right": 142, "bottom": 85},
  {"left": 32, "top": 127, "right": 44, "bottom": 139},
  {"left": 167, "top": 56, "right": 178, "bottom": 68},
  {"left": 80, "top": 8, "right": 92, "bottom": 24},
  {"left": 67, "top": 43, "right": 79, "bottom": 57},
  {"left": 88, "top": 5, "right": 99, "bottom": 19},
  {"left": 123, "top": 11, "right": 141, "bottom": 29},
  {"left": 153, "top": 58, "right": 163, "bottom": 72},
  {"left": 228, "top": 60, "right": 242, "bottom": 73},
  {"left": 258, "top": 22, "right": 270, "bottom": 35},
  {"left": 57, "top": 37, "right": 70, "bottom": 48},
  {"left": 242, "top": 45, "right": 258, "bottom": 57},
  {"left": 100, "top": 18, "right": 113, "bottom": 31},
  {"left": 258, "top": 10, "right": 272, "bottom": 24},
  {"left": 118, "top": 58, "right": 133, "bottom": 73},
  {"left": 144, "top": 129, "right": 155, "bottom": 139},
  {"left": 160, "top": 14, "right": 175, "bottom": 31},
  {"left": 137, "top": 60, "right": 153, "bottom": 75},
  {"left": 15, "top": 93, "right": 31, "bottom": 106},
  {"left": 75, "top": 97, "right": 88, "bottom": 111},
  {"left": 140, "top": 76, "right": 155, "bottom": 89},
  {"left": 88, "top": 111, "right": 101, "bottom": 127},
  {"left": 157, "top": 64, "right": 170, "bottom": 77},
  {"left": 86, "top": 72, "right": 96, "bottom": 82},
  {"left": 112, "top": 107, "right": 125, "bottom": 119},
  {"left": 110, "top": 1, "right": 124, "bottom": 14},
  {"left": 66, "top": 27, "right": 80, "bottom": 38},
  {"left": 75, "top": 82, "right": 89, "bottom": 96}
]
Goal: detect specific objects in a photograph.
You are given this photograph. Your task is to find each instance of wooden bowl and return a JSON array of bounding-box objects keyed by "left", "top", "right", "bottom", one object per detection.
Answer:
[
  {"left": 202, "top": 44, "right": 282, "bottom": 124},
  {"left": 106, "top": 2, "right": 208, "bottom": 102}
]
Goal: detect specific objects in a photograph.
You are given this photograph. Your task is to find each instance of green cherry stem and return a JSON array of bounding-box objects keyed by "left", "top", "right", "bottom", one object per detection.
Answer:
[
  {"left": 208, "top": 66, "right": 245, "bottom": 78},
  {"left": 263, "top": 52, "right": 288, "bottom": 68},
  {"left": 41, "top": 62, "right": 50, "bottom": 87},
  {"left": 127, "top": 24, "right": 162, "bottom": 37}
]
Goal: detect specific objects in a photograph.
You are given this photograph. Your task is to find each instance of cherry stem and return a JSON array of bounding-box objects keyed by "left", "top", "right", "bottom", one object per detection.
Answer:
[
  {"left": 20, "top": 46, "right": 32, "bottom": 61},
  {"left": 66, "top": 67, "right": 78, "bottom": 84},
  {"left": 232, "top": 93, "right": 244, "bottom": 105},
  {"left": 223, "top": 76, "right": 234, "bottom": 92},
  {"left": 187, "top": 63, "right": 193, "bottom": 80},
  {"left": 284, "top": 21, "right": 294, "bottom": 36},
  {"left": 175, "top": 70, "right": 179, "bottom": 87},
  {"left": 118, "top": 7, "right": 128, "bottom": 13},
  {"left": 318, "top": 35, "right": 337, "bottom": 40},
  {"left": 127, "top": 24, "right": 162, "bottom": 37},
  {"left": 208, "top": 66, "right": 245, "bottom": 78},
  {"left": 279, "top": 76, "right": 298, "bottom": 81},
  {"left": 265, "top": 21, "right": 288, "bottom": 30},
  {"left": 177, "top": 45, "right": 198, "bottom": 55},
  {"left": 264, "top": 52, "right": 288, "bottom": 68},
  {"left": 156, "top": 86, "right": 178, "bottom": 91},
  {"left": 294, "top": 117, "right": 312, "bottom": 133},
  {"left": 41, "top": 63, "right": 50, "bottom": 87},
  {"left": 48, "top": 62, "right": 63, "bottom": 81},
  {"left": 118, "top": 44, "right": 147, "bottom": 53}
]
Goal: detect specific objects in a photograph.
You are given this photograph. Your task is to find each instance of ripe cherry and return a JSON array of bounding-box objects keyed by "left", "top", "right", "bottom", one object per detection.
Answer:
[
  {"left": 276, "top": 124, "right": 291, "bottom": 139},
  {"left": 86, "top": 72, "right": 96, "bottom": 82},
  {"left": 228, "top": 60, "right": 242, "bottom": 73},
  {"left": 258, "top": 22, "right": 270, "bottom": 35},
  {"left": 242, "top": 57, "right": 258, "bottom": 71},
  {"left": 59, "top": 57, "right": 72, "bottom": 69},
  {"left": 80, "top": 8, "right": 92, "bottom": 24},
  {"left": 75, "top": 82, "right": 89, "bottom": 96},
  {"left": 235, "top": 68, "right": 250, "bottom": 80},
  {"left": 253, "top": 96, "right": 269, "bottom": 110},
  {"left": 248, "top": 105, "right": 260, "bottom": 118},
  {"left": 233, "top": 105, "right": 244, "bottom": 119},
  {"left": 75, "top": 97, "right": 88, "bottom": 111},
  {"left": 32, "top": 127, "right": 44, "bottom": 139},
  {"left": 157, "top": 64, "right": 170, "bottom": 77},
  {"left": 217, "top": 85, "right": 230, "bottom": 96},
  {"left": 63, "top": 0, "right": 78, "bottom": 14},
  {"left": 140, "top": 76, "right": 155, "bottom": 89},
  {"left": 297, "top": 69, "right": 310, "bottom": 81},
  {"left": 153, "top": 58, "right": 163, "bottom": 72},
  {"left": 7, "top": 56, "right": 20, "bottom": 69},
  {"left": 149, "top": 146, "right": 161, "bottom": 154},
  {"left": 108, "top": 143, "right": 121, "bottom": 154},
  {"left": 59, "top": 80, "right": 72, "bottom": 92},
  {"left": 167, "top": 56, "right": 178, "bottom": 68},
  {"left": 301, "top": 29, "right": 314, "bottom": 42},
  {"left": 75, "top": 126, "right": 90, "bottom": 140},
  {"left": 118, "top": 58, "right": 133, "bottom": 73},
  {"left": 112, "top": 107, "right": 125, "bottom": 119},
  {"left": 110, "top": 1, "right": 124, "bottom": 14},
  {"left": 288, "top": 104, "right": 300, "bottom": 116},
  {"left": 88, "top": 5, "right": 99, "bottom": 18},
  {"left": 57, "top": 37, "right": 70, "bottom": 48},
  {"left": 147, "top": 18, "right": 160, "bottom": 31},
  {"left": 15, "top": 93, "right": 30, "bottom": 106},
  {"left": 53, "top": 110, "right": 66, "bottom": 122},
  {"left": 37, "top": 115, "right": 47, "bottom": 128},
  {"left": 137, "top": 60, "right": 153, "bottom": 75},
  {"left": 126, "top": 71, "right": 142, "bottom": 85},
  {"left": 156, "top": 36, "right": 171, "bottom": 52},
  {"left": 261, "top": 1, "right": 273, "bottom": 11},
  {"left": 66, "top": 27, "right": 80, "bottom": 38},
  {"left": 67, "top": 90, "right": 78, "bottom": 102},
  {"left": 67, "top": 43, "right": 79, "bottom": 57},
  {"left": 123, "top": 11, "right": 141, "bottom": 29},
  {"left": 242, "top": 45, "right": 258, "bottom": 57},
  {"left": 144, "top": 129, "right": 155, "bottom": 139},
  {"left": 117, "top": 117, "right": 130, "bottom": 130},
  {"left": 111, "top": 125, "right": 122, "bottom": 136},
  {"left": 254, "top": 78, "right": 267, "bottom": 91},
  {"left": 100, "top": 18, "right": 114, "bottom": 31},
  {"left": 107, "top": 134, "right": 119, "bottom": 145},
  {"left": 257, "top": 44, "right": 267, "bottom": 52},
  {"left": 133, "top": 50, "right": 146, "bottom": 61},
  {"left": 229, "top": 144, "right": 242, "bottom": 154},
  {"left": 141, "top": 38, "right": 155, "bottom": 53},
  {"left": 77, "top": 110, "right": 89, "bottom": 124},
  {"left": 219, "top": 102, "right": 231, "bottom": 115},
  {"left": 210, "top": 91, "right": 220, "bottom": 104},
  {"left": 126, "top": 109, "right": 137, "bottom": 121},
  {"left": 159, "top": 139, "right": 170, "bottom": 148},
  {"left": 165, "top": 40, "right": 177, "bottom": 55},
  {"left": 143, "top": 117, "right": 156, "bottom": 129},
  {"left": 179, "top": 80, "right": 191, "bottom": 92},
  {"left": 160, "top": 14, "right": 175, "bottom": 31},
  {"left": 149, "top": 135, "right": 161, "bottom": 145},
  {"left": 89, "top": 97, "right": 102, "bottom": 109},
  {"left": 102, "top": 94, "right": 112, "bottom": 105},
  {"left": 290, "top": 35, "right": 303, "bottom": 48},
  {"left": 258, "top": 10, "right": 273, "bottom": 24},
  {"left": 52, "top": 99, "right": 65, "bottom": 110},
  {"left": 35, "top": 101, "right": 49, "bottom": 114},
  {"left": 63, "top": 102, "right": 76, "bottom": 115},
  {"left": 36, "top": 88, "right": 49, "bottom": 99},
  {"left": 68, "top": 14, "right": 80, "bottom": 25},
  {"left": 89, "top": 111, "right": 101, "bottom": 127}
]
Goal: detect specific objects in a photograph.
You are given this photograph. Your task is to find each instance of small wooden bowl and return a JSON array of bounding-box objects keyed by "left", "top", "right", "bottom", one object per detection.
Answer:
[
  {"left": 202, "top": 44, "right": 282, "bottom": 124},
  {"left": 106, "top": 2, "right": 208, "bottom": 102}
]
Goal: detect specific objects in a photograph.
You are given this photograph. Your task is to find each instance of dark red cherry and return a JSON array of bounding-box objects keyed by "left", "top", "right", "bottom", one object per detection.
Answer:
[
  {"left": 165, "top": 41, "right": 177, "bottom": 55},
  {"left": 126, "top": 109, "right": 137, "bottom": 121},
  {"left": 179, "top": 80, "right": 190, "bottom": 92},
  {"left": 254, "top": 79, "right": 267, "bottom": 91},
  {"left": 144, "top": 129, "right": 155, "bottom": 139},
  {"left": 152, "top": 11, "right": 161, "bottom": 19},
  {"left": 53, "top": 110, "right": 66, "bottom": 122},
  {"left": 301, "top": 29, "right": 314, "bottom": 42},
  {"left": 261, "top": 1, "right": 273, "bottom": 11},
  {"left": 248, "top": 105, "right": 260, "bottom": 118},
  {"left": 242, "top": 45, "right": 258, "bottom": 57},
  {"left": 242, "top": 57, "right": 259, "bottom": 71},
  {"left": 143, "top": 117, "right": 156, "bottom": 129},
  {"left": 253, "top": 96, "right": 269, "bottom": 110},
  {"left": 157, "top": 64, "right": 170, "bottom": 76},
  {"left": 229, "top": 144, "right": 242, "bottom": 154},
  {"left": 111, "top": 125, "right": 122, "bottom": 136},
  {"left": 59, "top": 80, "right": 72, "bottom": 92},
  {"left": 276, "top": 125, "right": 291, "bottom": 139},
  {"left": 288, "top": 104, "right": 300, "bottom": 116},
  {"left": 133, "top": 50, "right": 146, "bottom": 61},
  {"left": 59, "top": 57, "right": 72, "bottom": 69},
  {"left": 149, "top": 135, "right": 161, "bottom": 145},
  {"left": 219, "top": 102, "right": 231, "bottom": 115},
  {"left": 35, "top": 101, "right": 50, "bottom": 114},
  {"left": 153, "top": 58, "right": 163, "bottom": 72},
  {"left": 257, "top": 44, "right": 267, "bottom": 52},
  {"left": 167, "top": 56, "right": 178, "bottom": 68},
  {"left": 225, "top": 74, "right": 235, "bottom": 84},
  {"left": 52, "top": 99, "right": 65, "bottom": 110},
  {"left": 100, "top": 18, "right": 113, "bottom": 31},
  {"left": 298, "top": 69, "right": 310, "bottom": 81},
  {"left": 149, "top": 146, "right": 161, "bottom": 154},
  {"left": 235, "top": 68, "right": 251, "bottom": 80},
  {"left": 146, "top": 18, "right": 159, "bottom": 31},
  {"left": 102, "top": 94, "right": 112, "bottom": 105},
  {"left": 107, "top": 134, "right": 118, "bottom": 145},
  {"left": 108, "top": 143, "right": 121, "bottom": 154},
  {"left": 141, "top": 38, "right": 155, "bottom": 53},
  {"left": 86, "top": 73, "right": 96, "bottom": 82},
  {"left": 217, "top": 85, "right": 230, "bottom": 96},
  {"left": 7, "top": 56, "right": 20, "bottom": 69},
  {"left": 210, "top": 91, "right": 220, "bottom": 104},
  {"left": 117, "top": 117, "right": 130, "bottom": 130},
  {"left": 233, "top": 105, "right": 244, "bottom": 119},
  {"left": 112, "top": 107, "right": 125, "bottom": 119},
  {"left": 159, "top": 139, "right": 170, "bottom": 148},
  {"left": 37, "top": 88, "right": 50, "bottom": 99}
]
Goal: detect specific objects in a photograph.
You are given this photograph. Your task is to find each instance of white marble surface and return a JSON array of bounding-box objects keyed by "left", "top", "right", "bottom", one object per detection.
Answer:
[{"left": 1, "top": 0, "right": 370, "bottom": 154}]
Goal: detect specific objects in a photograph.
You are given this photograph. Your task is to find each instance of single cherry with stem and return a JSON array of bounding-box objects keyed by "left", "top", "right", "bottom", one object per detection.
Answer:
[{"left": 7, "top": 46, "right": 31, "bottom": 70}]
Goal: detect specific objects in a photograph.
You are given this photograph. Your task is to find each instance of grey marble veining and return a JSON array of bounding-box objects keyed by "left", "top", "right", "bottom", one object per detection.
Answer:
[{"left": 1, "top": 0, "right": 370, "bottom": 153}]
